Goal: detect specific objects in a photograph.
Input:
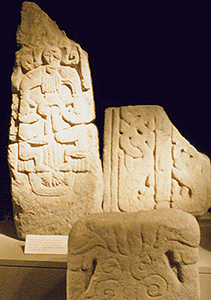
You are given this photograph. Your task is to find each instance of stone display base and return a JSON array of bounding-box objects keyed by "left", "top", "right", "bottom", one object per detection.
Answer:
[
  {"left": 0, "top": 219, "right": 66, "bottom": 300},
  {"left": 0, "top": 215, "right": 211, "bottom": 300}
]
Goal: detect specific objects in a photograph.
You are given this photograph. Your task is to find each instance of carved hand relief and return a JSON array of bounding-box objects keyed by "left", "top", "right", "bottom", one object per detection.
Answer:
[
  {"left": 8, "top": 2, "right": 103, "bottom": 239},
  {"left": 67, "top": 210, "right": 200, "bottom": 300},
  {"left": 103, "top": 105, "right": 211, "bottom": 215}
]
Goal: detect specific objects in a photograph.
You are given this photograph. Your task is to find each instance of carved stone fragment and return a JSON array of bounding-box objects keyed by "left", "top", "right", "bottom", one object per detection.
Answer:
[
  {"left": 103, "top": 105, "right": 211, "bottom": 216},
  {"left": 67, "top": 209, "right": 200, "bottom": 300},
  {"left": 8, "top": 2, "right": 103, "bottom": 239}
]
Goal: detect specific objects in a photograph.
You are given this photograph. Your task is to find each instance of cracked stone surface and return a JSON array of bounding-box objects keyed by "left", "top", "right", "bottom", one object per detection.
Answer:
[
  {"left": 67, "top": 209, "right": 200, "bottom": 300},
  {"left": 8, "top": 2, "right": 103, "bottom": 239},
  {"left": 103, "top": 105, "right": 211, "bottom": 216}
]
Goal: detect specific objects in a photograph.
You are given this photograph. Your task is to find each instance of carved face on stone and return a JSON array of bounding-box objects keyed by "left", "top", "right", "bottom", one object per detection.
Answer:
[
  {"left": 21, "top": 53, "right": 34, "bottom": 73},
  {"left": 42, "top": 46, "right": 61, "bottom": 68}
]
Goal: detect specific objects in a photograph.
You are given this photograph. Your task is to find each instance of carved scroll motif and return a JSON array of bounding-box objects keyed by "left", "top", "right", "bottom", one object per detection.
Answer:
[
  {"left": 118, "top": 106, "right": 156, "bottom": 212},
  {"left": 67, "top": 210, "right": 200, "bottom": 300},
  {"left": 103, "top": 106, "right": 172, "bottom": 212},
  {"left": 171, "top": 126, "right": 211, "bottom": 213}
]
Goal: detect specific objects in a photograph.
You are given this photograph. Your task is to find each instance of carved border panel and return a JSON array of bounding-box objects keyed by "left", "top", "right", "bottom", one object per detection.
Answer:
[{"left": 103, "top": 105, "right": 211, "bottom": 215}]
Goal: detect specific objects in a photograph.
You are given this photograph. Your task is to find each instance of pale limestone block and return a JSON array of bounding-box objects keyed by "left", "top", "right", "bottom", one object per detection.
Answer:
[
  {"left": 103, "top": 105, "right": 211, "bottom": 215},
  {"left": 154, "top": 106, "right": 172, "bottom": 203},
  {"left": 171, "top": 126, "right": 211, "bottom": 215},
  {"left": 8, "top": 2, "right": 103, "bottom": 239},
  {"left": 67, "top": 209, "right": 200, "bottom": 300},
  {"left": 103, "top": 106, "right": 156, "bottom": 212}
]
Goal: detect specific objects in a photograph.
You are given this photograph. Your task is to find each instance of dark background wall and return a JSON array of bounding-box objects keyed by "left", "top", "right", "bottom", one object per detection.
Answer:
[{"left": 0, "top": 1, "right": 210, "bottom": 218}]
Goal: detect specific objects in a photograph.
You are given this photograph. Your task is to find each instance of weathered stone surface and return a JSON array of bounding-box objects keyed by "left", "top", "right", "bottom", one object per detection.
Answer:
[
  {"left": 8, "top": 2, "right": 103, "bottom": 239},
  {"left": 103, "top": 105, "right": 211, "bottom": 216},
  {"left": 67, "top": 209, "right": 200, "bottom": 300}
]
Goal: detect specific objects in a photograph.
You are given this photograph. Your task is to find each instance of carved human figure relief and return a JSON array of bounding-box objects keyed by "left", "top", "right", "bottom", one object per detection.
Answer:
[
  {"left": 103, "top": 105, "right": 211, "bottom": 216},
  {"left": 67, "top": 209, "right": 200, "bottom": 300},
  {"left": 15, "top": 45, "right": 93, "bottom": 193},
  {"left": 8, "top": 2, "right": 103, "bottom": 239}
]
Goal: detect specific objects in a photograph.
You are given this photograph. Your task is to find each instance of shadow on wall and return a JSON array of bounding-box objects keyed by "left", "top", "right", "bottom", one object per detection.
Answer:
[
  {"left": 0, "top": 216, "right": 18, "bottom": 239},
  {"left": 40, "top": 276, "right": 66, "bottom": 300},
  {"left": 199, "top": 224, "right": 211, "bottom": 252}
]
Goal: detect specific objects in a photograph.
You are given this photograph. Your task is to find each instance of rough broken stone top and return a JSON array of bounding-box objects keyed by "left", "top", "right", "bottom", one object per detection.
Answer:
[
  {"left": 8, "top": 1, "right": 103, "bottom": 239},
  {"left": 103, "top": 105, "right": 211, "bottom": 216}
]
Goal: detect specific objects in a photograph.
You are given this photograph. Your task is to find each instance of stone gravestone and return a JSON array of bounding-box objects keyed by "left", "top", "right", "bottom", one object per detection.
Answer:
[
  {"left": 67, "top": 209, "right": 200, "bottom": 300},
  {"left": 103, "top": 105, "right": 211, "bottom": 216},
  {"left": 8, "top": 2, "right": 103, "bottom": 239}
]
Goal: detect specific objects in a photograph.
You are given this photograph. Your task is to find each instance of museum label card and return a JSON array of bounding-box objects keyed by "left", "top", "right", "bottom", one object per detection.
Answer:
[{"left": 24, "top": 235, "right": 68, "bottom": 255}]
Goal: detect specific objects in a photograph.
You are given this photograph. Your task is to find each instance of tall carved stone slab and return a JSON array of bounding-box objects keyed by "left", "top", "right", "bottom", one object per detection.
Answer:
[
  {"left": 67, "top": 209, "right": 200, "bottom": 300},
  {"left": 103, "top": 105, "right": 211, "bottom": 215},
  {"left": 8, "top": 2, "right": 103, "bottom": 239}
]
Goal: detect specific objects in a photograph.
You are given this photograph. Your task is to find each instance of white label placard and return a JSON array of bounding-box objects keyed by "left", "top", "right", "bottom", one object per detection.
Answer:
[{"left": 24, "top": 235, "right": 68, "bottom": 255}]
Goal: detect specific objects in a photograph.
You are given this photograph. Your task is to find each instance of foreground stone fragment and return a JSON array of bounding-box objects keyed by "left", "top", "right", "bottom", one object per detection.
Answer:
[
  {"left": 103, "top": 105, "right": 211, "bottom": 216},
  {"left": 67, "top": 209, "right": 200, "bottom": 300},
  {"left": 8, "top": 2, "right": 103, "bottom": 239}
]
